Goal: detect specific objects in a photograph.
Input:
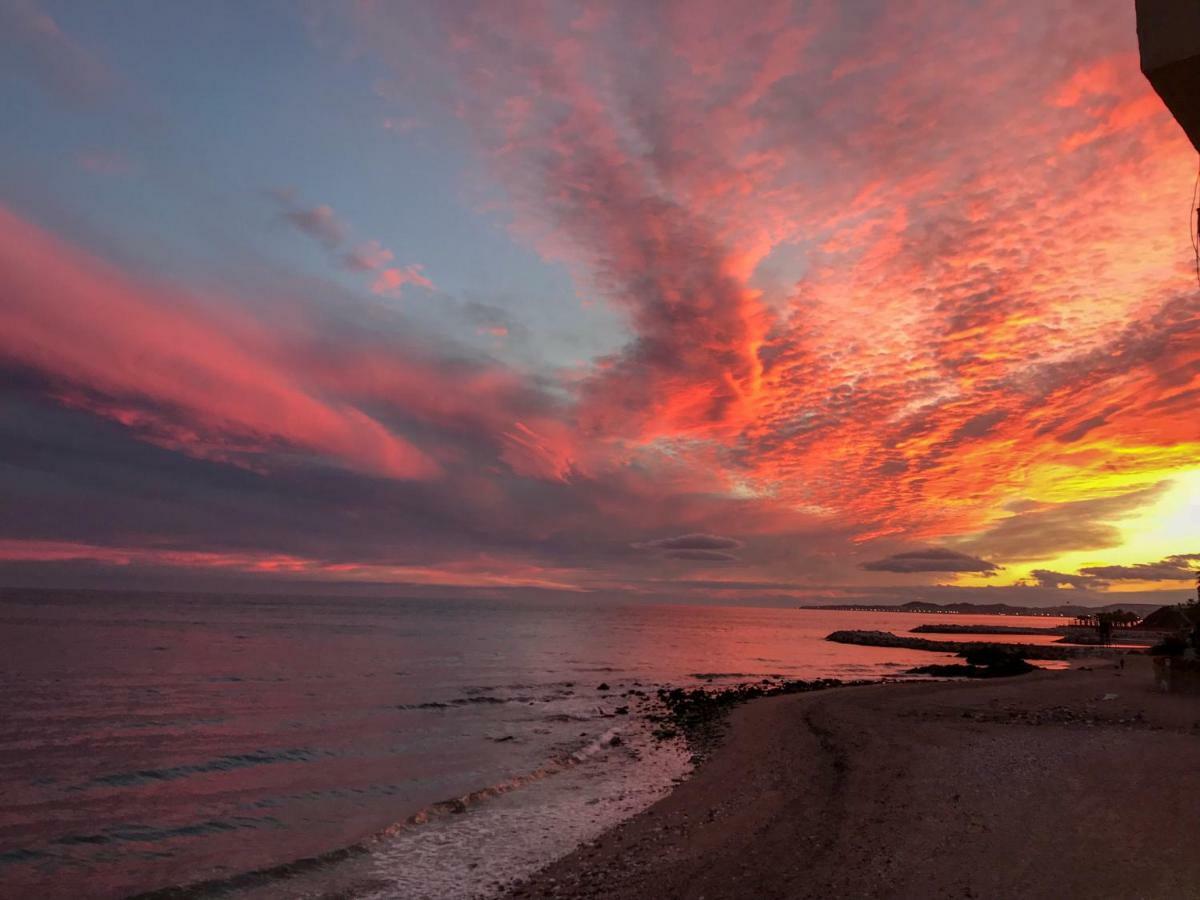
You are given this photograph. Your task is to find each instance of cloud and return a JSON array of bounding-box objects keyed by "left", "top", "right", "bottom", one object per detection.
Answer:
[
  {"left": 4, "top": 3, "right": 1200, "bottom": 599},
  {"left": 272, "top": 189, "right": 348, "bottom": 249},
  {"left": 1028, "top": 552, "right": 1199, "bottom": 591},
  {"left": 372, "top": 263, "right": 434, "bottom": 296},
  {"left": 1029, "top": 569, "right": 1106, "bottom": 590},
  {"left": 963, "top": 484, "right": 1169, "bottom": 562},
  {"left": 271, "top": 190, "right": 434, "bottom": 295},
  {"left": 0, "top": 205, "right": 441, "bottom": 479},
  {"left": 633, "top": 533, "right": 744, "bottom": 563},
  {"left": 862, "top": 548, "right": 999, "bottom": 574},
  {"left": 634, "top": 534, "right": 743, "bottom": 552},
  {"left": 343, "top": 0, "right": 1200, "bottom": 558},
  {"left": 0, "top": 0, "right": 113, "bottom": 105},
  {"left": 1079, "top": 555, "right": 1200, "bottom": 581},
  {"left": 663, "top": 549, "right": 739, "bottom": 562},
  {"left": 460, "top": 301, "right": 520, "bottom": 340},
  {"left": 343, "top": 239, "right": 394, "bottom": 271}
]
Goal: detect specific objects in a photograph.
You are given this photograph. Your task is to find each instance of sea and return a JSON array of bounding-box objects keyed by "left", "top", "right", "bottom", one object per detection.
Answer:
[{"left": 0, "top": 590, "right": 1072, "bottom": 899}]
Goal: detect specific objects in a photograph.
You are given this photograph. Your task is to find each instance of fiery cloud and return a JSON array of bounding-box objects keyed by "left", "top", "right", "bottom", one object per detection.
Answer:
[{"left": 1, "top": 1, "right": 1198, "bottom": 601}]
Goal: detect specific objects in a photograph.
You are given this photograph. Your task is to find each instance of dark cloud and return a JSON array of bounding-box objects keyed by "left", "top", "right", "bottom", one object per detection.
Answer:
[
  {"left": 271, "top": 189, "right": 348, "bottom": 250},
  {"left": 634, "top": 534, "right": 743, "bottom": 552},
  {"left": 863, "top": 548, "right": 999, "bottom": 574},
  {"left": 1027, "top": 553, "right": 1198, "bottom": 592},
  {"left": 948, "top": 410, "right": 1008, "bottom": 444},
  {"left": 1029, "top": 569, "right": 1106, "bottom": 590},
  {"left": 663, "top": 549, "right": 740, "bottom": 562},
  {"left": 632, "top": 534, "right": 744, "bottom": 563},
  {"left": 1079, "top": 555, "right": 1199, "bottom": 582}
]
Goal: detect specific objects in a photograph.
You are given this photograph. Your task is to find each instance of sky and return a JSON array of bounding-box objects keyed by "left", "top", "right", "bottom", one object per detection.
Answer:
[{"left": 1, "top": 0, "right": 1197, "bottom": 607}]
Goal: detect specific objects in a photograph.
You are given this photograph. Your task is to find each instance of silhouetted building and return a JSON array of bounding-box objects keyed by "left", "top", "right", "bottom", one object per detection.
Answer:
[
  {"left": 1136, "top": 604, "right": 1200, "bottom": 631},
  {"left": 1137, "top": 0, "right": 1200, "bottom": 151}
]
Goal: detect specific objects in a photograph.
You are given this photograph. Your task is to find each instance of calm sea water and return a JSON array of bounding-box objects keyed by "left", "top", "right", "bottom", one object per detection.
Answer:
[{"left": 0, "top": 590, "right": 1069, "bottom": 899}]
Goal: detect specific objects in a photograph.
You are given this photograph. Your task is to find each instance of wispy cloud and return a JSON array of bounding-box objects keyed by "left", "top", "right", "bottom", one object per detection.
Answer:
[
  {"left": 271, "top": 189, "right": 435, "bottom": 297},
  {"left": 0, "top": 205, "right": 440, "bottom": 479}
]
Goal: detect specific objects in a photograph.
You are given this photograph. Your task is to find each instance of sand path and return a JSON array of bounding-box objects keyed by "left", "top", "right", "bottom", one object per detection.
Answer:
[{"left": 504, "top": 658, "right": 1200, "bottom": 899}]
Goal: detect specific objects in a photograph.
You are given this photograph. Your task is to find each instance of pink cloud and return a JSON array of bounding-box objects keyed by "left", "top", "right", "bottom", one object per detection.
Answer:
[
  {"left": 273, "top": 190, "right": 434, "bottom": 295},
  {"left": 371, "top": 263, "right": 434, "bottom": 296},
  {"left": 0, "top": 205, "right": 439, "bottom": 480},
  {"left": 343, "top": 238, "right": 394, "bottom": 271},
  {"left": 0, "top": 539, "right": 586, "bottom": 590}
]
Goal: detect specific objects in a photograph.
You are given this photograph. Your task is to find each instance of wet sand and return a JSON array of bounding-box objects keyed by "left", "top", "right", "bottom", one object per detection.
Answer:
[{"left": 503, "top": 657, "right": 1200, "bottom": 899}]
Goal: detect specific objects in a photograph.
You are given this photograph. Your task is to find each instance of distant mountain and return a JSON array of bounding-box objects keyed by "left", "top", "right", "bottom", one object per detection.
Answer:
[{"left": 803, "top": 600, "right": 1165, "bottom": 617}]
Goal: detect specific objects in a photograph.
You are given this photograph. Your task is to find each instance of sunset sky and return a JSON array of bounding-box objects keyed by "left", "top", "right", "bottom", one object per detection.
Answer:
[{"left": 1, "top": 0, "right": 1197, "bottom": 606}]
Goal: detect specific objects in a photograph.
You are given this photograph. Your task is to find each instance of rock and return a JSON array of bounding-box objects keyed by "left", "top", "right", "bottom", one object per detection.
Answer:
[
  {"left": 827, "top": 630, "right": 1125, "bottom": 661},
  {"left": 597, "top": 682, "right": 610, "bottom": 691}
]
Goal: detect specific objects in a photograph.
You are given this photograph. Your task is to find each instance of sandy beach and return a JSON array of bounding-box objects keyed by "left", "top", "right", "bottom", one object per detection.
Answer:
[{"left": 504, "top": 657, "right": 1200, "bottom": 900}]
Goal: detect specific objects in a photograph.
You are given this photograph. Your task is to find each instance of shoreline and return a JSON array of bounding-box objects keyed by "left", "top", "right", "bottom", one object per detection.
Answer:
[{"left": 501, "top": 656, "right": 1200, "bottom": 899}]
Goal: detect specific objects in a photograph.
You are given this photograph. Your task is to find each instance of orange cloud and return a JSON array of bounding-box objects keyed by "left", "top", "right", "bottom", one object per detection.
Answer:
[{"left": 349, "top": 0, "right": 1200, "bottom": 572}]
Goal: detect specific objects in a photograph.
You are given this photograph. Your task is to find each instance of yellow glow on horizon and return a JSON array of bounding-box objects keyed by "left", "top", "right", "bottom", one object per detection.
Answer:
[
  {"left": 955, "top": 460, "right": 1200, "bottom": 595},
  {"left": 1020, "top": 443, "right": 1200, "bottom": 506}
]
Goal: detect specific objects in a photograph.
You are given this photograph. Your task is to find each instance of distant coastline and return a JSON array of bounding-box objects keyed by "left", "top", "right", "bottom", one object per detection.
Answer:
[{"left": 799, "top": 599, "right": 1163, "bottom": 618}]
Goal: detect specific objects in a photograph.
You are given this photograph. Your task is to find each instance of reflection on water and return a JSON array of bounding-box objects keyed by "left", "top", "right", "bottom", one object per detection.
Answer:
[{"left": 0, "top": 591, "right": 1069, "bottom": 898}]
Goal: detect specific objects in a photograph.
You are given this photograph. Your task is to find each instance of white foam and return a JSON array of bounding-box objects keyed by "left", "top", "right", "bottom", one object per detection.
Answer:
[{"left": 232, "top": 723, "right": 690, "bottom": 900}]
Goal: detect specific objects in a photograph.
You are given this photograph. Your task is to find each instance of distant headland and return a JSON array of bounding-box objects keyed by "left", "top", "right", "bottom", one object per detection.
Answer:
[{"left": 801, "top": 600, "right": 1163, "bottom": 617}]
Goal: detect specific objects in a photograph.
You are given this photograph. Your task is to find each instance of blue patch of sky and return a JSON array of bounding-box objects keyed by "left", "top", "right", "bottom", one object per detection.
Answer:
[{"left": 1, "top": 0, "right": 628, "bottom": 371}]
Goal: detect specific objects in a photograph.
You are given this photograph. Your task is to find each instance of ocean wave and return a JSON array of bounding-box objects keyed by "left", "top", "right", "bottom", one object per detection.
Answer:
[
  {"left": 54, "top": 816, "right": 279, "bottom": 846},
  {"left": 687, "top": 672, "right": 782, "bottom": 679},
  {"left": 123, "top": 729, "right": 636, "bottom": 899},
  {"left": 87, "top": 748, "right": 321, "bottom": 789}
]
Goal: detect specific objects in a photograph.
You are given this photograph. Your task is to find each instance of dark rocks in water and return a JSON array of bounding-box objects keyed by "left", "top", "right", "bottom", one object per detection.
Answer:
[
  {"left": 1150, "top": 635, "right": 1189, "bottom": 657},
  {"left": 907, "top": 662, "right": 1033, "bottom": 679},
  {"left": 826, "top": 629, "right": 1125, "bottom": 660},
  {"left": 910, "top": 624, "right": 1059, "bottom": 636},
  {"left": 908, "top": 647, "right": 1036, "bottom": 678},
  {"left": 597, "top": 682, "right": 610, "bottom": 691}
]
